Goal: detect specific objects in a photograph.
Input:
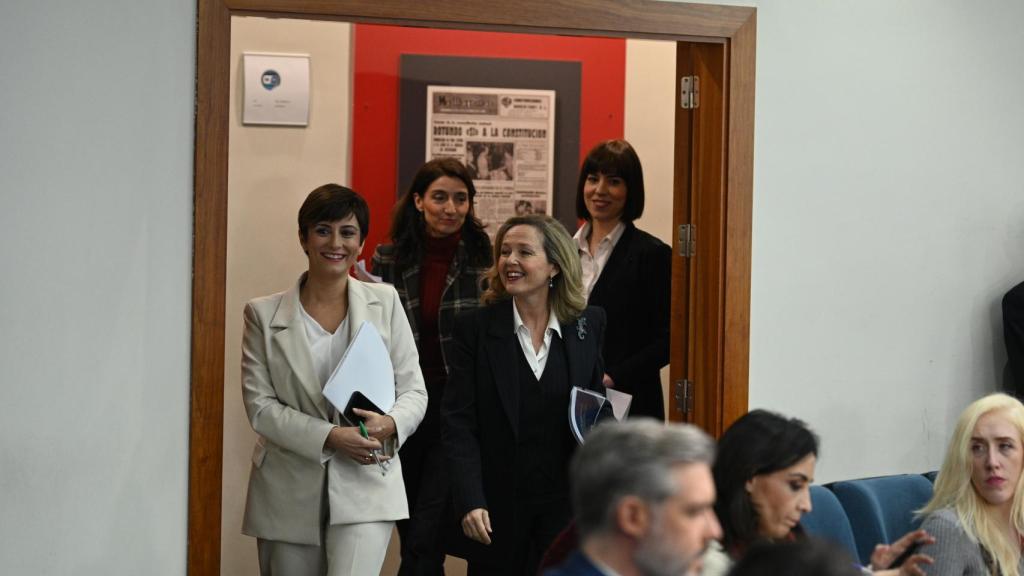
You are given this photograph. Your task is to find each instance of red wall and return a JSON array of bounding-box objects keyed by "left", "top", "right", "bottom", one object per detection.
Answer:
[{"left": 351, "top": 24, "right": 625, "bottom": 254}]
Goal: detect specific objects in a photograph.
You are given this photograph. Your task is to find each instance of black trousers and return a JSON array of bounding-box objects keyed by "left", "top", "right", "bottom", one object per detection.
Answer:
[
  {"left": 397, "top": 431, "right": 450, "bottom": 576},
  {"left": 466, "top": 494, "right": 570, "bottom": 576}
]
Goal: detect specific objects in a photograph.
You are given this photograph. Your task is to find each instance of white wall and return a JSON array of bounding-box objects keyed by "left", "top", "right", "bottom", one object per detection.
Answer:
[
  {"left": 676, "top": 0, "right": 1024, "bottom": 482},
  {"left": 222, "top": 16, "right": 354, "bottom": 575},
  {"left": 0, "top": 1, "right": 194, "bottom": 575}
]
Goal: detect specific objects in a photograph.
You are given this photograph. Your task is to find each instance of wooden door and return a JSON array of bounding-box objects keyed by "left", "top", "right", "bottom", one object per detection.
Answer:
[{"left": 668, "top": 40, "right": 748, "bottom": 436}]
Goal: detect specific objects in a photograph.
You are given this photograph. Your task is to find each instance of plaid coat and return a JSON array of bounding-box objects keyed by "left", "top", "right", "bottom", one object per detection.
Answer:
[{"left": 371, "top": 241, "right": 490, "bottom": 374}]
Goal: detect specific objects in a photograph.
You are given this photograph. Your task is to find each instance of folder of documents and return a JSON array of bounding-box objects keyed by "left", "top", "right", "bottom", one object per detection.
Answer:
[
  {"left": 569, "top": 386, "right": 606, "bottom": 445},
  {"left": 322, "top": 320, "right": 395, "bottom": 425}
]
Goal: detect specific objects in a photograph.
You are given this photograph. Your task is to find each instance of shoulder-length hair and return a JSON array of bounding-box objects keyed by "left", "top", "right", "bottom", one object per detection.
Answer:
[
  {"left": 575, "top": 139, "right": 646, "bottom": 222},
  {"left": 920, "top": 393, "right": 1024, "bottom": 576},
  {"left": 481, "top": 215, "right": 586, "bottom": 324},
  {"left": 388, "top": 157, "right": 490, "bottom": 268},
  {"left": 713, "top": 409, "right": 820, "bottom": 551}
]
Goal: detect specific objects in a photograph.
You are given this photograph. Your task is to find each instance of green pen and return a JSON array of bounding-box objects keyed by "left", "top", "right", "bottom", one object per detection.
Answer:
[{"left": 359, "top": 420, "right": 387, "bottom": 476}]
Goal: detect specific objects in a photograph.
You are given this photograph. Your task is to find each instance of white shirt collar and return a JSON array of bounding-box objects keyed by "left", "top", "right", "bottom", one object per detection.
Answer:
[
  {"left": 573, "top": 220, "right": 626, "bottom": 255},
  {"left": 512, "top": 299, "right": 562, "bottom": 339}
]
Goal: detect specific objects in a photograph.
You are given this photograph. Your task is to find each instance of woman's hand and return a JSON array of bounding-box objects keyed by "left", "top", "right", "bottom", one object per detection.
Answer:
[
  {"left": 353, "top": 408, "right": 397, "bottom": 440},
  {"left": 869, "top": 529, "right": 935, "bottom": 570},
  {"left": 462, "top": 508, "right": 492, "bottom": 545},
  {"left": 602, "top": 373, "right": 615, "bottom": 389},
  {"left": 324, "top": 425, "right": 391, "bottom": 465}
]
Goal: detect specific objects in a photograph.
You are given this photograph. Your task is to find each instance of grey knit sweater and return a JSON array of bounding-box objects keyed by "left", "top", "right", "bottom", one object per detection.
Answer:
[{"left": 920, "top": 508, "right": 1024, "bottom": 576}]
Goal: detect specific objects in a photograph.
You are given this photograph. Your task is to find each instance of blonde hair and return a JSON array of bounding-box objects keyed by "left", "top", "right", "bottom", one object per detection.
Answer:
[
  {"left": 919, "top": 393, "right": 1024, "bottom": 576},
  {"left": 481, "top": 215, "right": 586, "bottom": 324}
]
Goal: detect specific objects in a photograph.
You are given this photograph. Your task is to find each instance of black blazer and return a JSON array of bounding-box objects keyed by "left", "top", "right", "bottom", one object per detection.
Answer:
[
  {"left": 441, "top": 300, "right": 607, "bottom": 563},
  {"left": 587, "top": 222, "right": 671, "bottom": 420}
]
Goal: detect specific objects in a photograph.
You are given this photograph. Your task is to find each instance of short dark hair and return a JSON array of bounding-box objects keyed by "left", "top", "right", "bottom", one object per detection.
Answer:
[
  {"left": 713, "top": 410, "right": 820, "bottom": 550},
  {"left": 575, "top": 139, "right": 645, "bottom": 222},
  {"left": 297, "top": 184, "right": 370, "bottom": 243},
  {"left": 388, "top": 158, "right": 490, "bottom": 268}
]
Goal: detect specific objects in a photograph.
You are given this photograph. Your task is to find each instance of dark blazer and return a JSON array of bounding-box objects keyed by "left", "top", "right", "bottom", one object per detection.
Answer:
[
  {"left": 542, "top": 551, "right": 606, "bottom": 576},
  {"left": 1005, "top": 280, "right": 1024, "bottom": 395},
  {"left": 371, "top": 240, "right": 490, "bottom": 373},
  {"left": 441, "top": 300, "right": 608, "bottom": 564},
  {"left": 586, "top": 222, "right": 671, "bottom": 419}
]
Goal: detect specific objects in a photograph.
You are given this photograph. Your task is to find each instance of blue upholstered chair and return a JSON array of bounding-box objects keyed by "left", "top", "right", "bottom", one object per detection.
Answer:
[
  {"left": 922, "top": 470, "right": 939, "bottom": 483},
  {"left": 829, "top": 474, "right": 935, "bottom": 565},
  {"left": 801, "top": 485, "right": 860, "bottom": 562}
]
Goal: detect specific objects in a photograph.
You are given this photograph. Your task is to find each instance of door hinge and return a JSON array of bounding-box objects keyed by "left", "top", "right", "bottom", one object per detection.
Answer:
[
  {"left": 678, "top": 224, "right": 696, "bottom": 258},
  {"left": 680, "top": 75, "right": 699, "bottom": 109},
  {"left": 674, "top": 379, "right": 694, "bottom": 415}
]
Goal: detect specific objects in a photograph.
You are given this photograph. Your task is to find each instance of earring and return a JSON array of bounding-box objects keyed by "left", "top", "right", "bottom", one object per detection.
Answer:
[{"left": 548, "top": 276, "right": 555, "bottom": 289}]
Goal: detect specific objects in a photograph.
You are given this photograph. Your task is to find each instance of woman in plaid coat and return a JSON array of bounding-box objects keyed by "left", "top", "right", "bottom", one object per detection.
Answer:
[{"left": 371, "top": 158, "right": 492, "bottom": 575}]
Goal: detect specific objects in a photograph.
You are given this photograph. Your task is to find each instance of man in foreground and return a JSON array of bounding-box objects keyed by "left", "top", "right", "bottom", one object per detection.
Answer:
[{"left": 546, "top": 419, "right": 722, "bottom": 576}]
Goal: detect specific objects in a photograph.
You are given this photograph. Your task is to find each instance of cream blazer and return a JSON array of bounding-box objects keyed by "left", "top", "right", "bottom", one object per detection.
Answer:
[{"left": 240, "top": 275, "right": 428, "bottom": 545}]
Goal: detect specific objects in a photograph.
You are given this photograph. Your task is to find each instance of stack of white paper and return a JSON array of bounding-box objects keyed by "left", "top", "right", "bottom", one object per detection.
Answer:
[{"left": 322, "top": 321, "right": 395, "bottom": 423}]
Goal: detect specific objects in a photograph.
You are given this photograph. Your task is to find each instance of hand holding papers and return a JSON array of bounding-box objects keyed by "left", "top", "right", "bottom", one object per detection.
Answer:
[{"left": 323, "top": 321, "right": 397, "bottom": 470}]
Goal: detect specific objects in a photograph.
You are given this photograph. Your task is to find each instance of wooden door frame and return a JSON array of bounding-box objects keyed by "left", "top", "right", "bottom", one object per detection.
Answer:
[{"left": 191, "top": 1, "right": 755, "bottom": 573}]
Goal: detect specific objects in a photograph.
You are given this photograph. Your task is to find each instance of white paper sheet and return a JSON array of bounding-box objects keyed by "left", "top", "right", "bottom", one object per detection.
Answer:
[
  {"left": 605, "top": 388, "right": 633, "bottom": 421},
  {"left": 322, "top": 321, "right": 395, "bottom": 422}
]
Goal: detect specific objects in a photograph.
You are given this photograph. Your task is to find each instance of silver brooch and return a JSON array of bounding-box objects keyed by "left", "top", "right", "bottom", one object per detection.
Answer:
[{"left": 576, "top": 317, "right": 588, "bottom": 341}]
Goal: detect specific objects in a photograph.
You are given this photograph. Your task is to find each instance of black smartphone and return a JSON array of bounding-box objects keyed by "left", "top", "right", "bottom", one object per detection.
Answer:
[
  {"left": 342, "top": 391, "right": 384, "bottom": 426},
  {"left": 889, "top": 541, "right": 924, "bottom": 568}
]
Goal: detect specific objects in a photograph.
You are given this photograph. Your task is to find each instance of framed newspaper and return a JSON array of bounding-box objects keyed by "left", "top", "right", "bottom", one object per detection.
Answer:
[{"left": 426, "top": 86, "right": 556, "bottom": 235}]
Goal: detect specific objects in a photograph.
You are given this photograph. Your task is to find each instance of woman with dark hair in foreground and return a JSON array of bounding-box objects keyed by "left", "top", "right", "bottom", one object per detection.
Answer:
[{"left": 705, "top": 409, "right": 933, "bottom": 576}]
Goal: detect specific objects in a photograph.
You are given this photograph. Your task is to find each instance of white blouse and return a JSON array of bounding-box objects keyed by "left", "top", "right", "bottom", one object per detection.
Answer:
[{"left": 512, "top": 300, "right": 562, "bottom": 379}]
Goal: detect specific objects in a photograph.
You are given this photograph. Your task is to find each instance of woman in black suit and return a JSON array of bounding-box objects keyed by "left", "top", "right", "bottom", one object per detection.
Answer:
[
  {"left": 573, "top": 139, "right": 671, "bottom": 420},
  {"left": 442, "top": 214, "right": 608, "bottom": 576}
]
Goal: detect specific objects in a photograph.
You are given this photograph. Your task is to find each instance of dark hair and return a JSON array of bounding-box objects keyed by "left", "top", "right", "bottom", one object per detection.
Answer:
[
  {"left": 727, "top": 539, "right": 861, "bottom": 576},
  {"left": 388, "top": 158, "right": 490, "bottom": 268},
  {"left": 297, "top": 184, "right": 369, "bottom": 243},
  {"left": 575, "top": 139, "right": 645, "bottom": 222},
  {"left": 714, "top": 410, "right": 820, "bottom": 551}
]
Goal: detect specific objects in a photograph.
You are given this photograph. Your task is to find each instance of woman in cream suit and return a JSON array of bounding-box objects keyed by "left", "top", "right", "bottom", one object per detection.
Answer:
[{"left": 241, "top": 184, "right": 427, "bottom": 576}]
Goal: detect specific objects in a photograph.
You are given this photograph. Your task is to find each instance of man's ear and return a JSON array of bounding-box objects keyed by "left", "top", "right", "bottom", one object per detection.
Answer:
[{"left": 616, "top": 496, "right": 651, "bottom": 539}]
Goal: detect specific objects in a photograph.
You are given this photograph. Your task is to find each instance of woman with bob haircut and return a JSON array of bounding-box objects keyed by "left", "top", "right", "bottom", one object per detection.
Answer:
[
  {"left": 371, "top": 158, "right": 491, "bottom": 575},
  {"left": 240, "top": 184, "right": 427, "bottom": 576},
  {"left": 573, "top": 139, "right": 671, "bottom": 420},
  {"left": 704, "top": 409, "right": 933, "bottom": 576},
  {"left": 442, "top": 214, "right": 609, "bottom": 575},
  {"left": 918, "top": 393, "right": 1024, "bottom": 576}
]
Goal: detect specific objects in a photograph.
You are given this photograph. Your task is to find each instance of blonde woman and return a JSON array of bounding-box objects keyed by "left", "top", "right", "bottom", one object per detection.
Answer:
[
  {"left": 442, "top": 215, "right": 609, "bottom": 575},
  {"left": 919, "top": 393, "right": 1024, "bottom": 575}
]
